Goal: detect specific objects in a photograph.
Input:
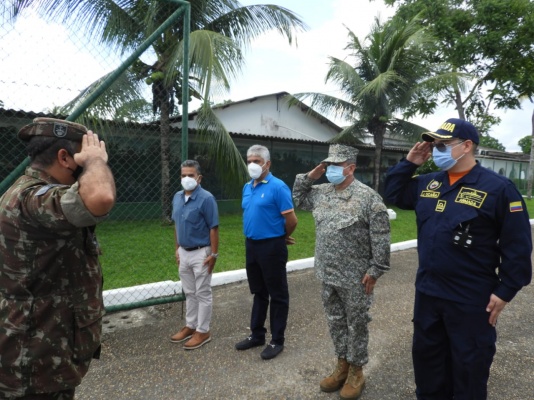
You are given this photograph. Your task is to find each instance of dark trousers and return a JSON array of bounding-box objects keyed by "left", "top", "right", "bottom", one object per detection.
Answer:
[
  {"left": 413, "top": 291, "right": 496, "bottom": 400},
  {"left": 245, "top": 236, "right": 289, "bottom": 345}
]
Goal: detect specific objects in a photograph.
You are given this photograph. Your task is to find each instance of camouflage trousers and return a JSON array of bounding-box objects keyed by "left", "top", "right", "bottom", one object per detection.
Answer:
[{"left": 321, "top": 282, "right": 373, "bottom": 366}]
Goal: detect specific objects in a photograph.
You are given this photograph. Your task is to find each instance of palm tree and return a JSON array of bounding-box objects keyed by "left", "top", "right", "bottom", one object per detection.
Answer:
[
  {"left": 292, "top": 16, "right": 441, "bottom": 191},
  {"left": 9, "top": 0, "right": 306, "bottom": 222}
]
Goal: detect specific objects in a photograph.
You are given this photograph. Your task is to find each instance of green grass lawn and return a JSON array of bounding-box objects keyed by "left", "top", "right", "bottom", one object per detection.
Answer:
[
  {"left": 98, "top": 200, "right": 534, "bottom": 290},
  {"left": 98, "top": 211, "right": 318, "bottom": 290}
]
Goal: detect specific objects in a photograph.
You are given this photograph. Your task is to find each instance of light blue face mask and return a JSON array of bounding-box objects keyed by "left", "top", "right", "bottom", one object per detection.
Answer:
[
  {"left": 432, "top": 141, "right": 465, "bottom": 171},
  {"left": 326, "top": 165, "right": 350, "bottom": 185}
]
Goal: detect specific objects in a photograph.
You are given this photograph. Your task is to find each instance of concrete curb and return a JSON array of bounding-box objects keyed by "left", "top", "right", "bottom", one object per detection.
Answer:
[{"left": 103, "top": 244, "right": 414, "bottom": 308}]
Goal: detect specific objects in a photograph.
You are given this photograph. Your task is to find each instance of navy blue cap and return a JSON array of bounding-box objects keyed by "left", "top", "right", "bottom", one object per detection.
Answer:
[{"left": 421, "top": 118, "right": 479, "bottom": 145}]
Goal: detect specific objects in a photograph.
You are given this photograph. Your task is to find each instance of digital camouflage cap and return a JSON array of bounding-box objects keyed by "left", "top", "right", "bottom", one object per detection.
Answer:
[
  {"left": 322, "top": 144, "right": 359, "bottom": 163},
  {"left": 18, "top": 118, "right": 87, "bottom": 142}
]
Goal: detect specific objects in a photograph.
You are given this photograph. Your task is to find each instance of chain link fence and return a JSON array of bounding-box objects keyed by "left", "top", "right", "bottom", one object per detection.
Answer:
[
  {"left": 2, "top": 3, "right": 530, "bottom": 312},
  {"left": 0, "top": 2, "right": 200, "bottom": 311},
  {"left": 0, "top": 2, "right": 336, "bottom": 311},
  {"left": 0, "top": 113, "right": 335, "bottom": 312}
]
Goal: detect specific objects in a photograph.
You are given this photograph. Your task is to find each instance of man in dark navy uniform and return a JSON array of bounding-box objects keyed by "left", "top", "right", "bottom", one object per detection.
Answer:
[{"left": 385, "top": 118, "right": 532, "bottom": 399}]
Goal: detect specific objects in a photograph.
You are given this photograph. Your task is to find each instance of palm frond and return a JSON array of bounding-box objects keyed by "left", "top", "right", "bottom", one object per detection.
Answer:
[
  {"left": 326, "top": 57, "right": 366, "bottom": 98},
  {"left": 330, "top": 121, "right": 369, "bottom": 144},
  {"left": 11, "top": 0, "right": 141, "bottom": 51},
  {"left": 195, "top": 103, "right": 248, "bottom": 197},
  {"left": 173, "top": 30, "right": 244, "bottom": 99},
  {"left": 387, "top": 118, "right": 428, "bottom": 143},
  {"left": 290, "top": 92, "right": 359, "bottom": 123},
  {"left": 205, "top": 4, "right": 308, "bottom": 49},
  {"left": 55, "top": 69, "right": 145, "bottom": 132}
]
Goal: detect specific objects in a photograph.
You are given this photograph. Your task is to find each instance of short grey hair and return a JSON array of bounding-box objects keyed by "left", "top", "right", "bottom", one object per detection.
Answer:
[
  {"left": 180, "top": 159, "right": 201, "bottom": 174},
  {"left": 246, "top": 145, "right": 270, "bottom": 162}
]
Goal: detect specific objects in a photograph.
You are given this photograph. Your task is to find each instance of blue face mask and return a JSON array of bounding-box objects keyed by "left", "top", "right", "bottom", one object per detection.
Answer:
[
  {"left": 432, "top": 141, "right": 465, "bottom": 171},
  {"left": 326, "top": 165, "right": 350, "bottom": 185}
]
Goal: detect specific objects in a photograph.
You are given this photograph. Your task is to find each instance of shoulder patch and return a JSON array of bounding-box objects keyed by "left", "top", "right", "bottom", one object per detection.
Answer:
[
  {"left": 35, "top": 184, "right": 64, "bottom": 196},
  {"left": 510, "top": 201, "right": 523, "bottom": 212}
]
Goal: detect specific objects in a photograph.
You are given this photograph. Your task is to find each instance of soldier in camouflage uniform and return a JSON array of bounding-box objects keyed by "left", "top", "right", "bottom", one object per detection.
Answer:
[
  {"left": 0, "top": 118, "right": 116, "bottom": 399},
  {"left": 293, "top": 144, "right": 390, "bottom": 400}
]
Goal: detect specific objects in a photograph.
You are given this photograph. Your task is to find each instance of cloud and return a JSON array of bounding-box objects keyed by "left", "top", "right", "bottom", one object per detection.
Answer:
[
  {"left": 226, "top": 0, "right": 396, "bottom": 100},
  {"left": 225, "top": 0, "right": 531, "bottom": 152},
  {"left": 0, "top": 9, "right": 120, "bottom": 111},
  {"left": 2, "top": 1, "right": 530, "bottom": 152}
]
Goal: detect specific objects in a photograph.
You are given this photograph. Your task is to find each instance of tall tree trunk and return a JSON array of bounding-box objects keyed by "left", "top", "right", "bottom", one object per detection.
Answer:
[
  {"left": 372, "top": 127, "right": 386, "bottom": 193},
  {"left": 527, "top": 108, "right": 534, "bottom": 199},
  {"left": 160, "top": 95, "right": 172, "bottom": 224},
  {"left": 454, "top": 86, "right": 466, "bottom": 120}
]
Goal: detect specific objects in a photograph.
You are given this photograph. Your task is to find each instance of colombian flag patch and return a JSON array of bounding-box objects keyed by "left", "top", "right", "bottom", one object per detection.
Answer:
[{"left": 510, "top": 201, "right": 523, "bottom": 212}]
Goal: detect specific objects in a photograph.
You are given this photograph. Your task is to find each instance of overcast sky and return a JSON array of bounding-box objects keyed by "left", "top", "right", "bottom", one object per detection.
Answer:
[
  {"left": 222, "top": 0, "right": 533, "bottom": 152},
  {"left": 1, "top": 0, "right": 531, "bottom": 151}
]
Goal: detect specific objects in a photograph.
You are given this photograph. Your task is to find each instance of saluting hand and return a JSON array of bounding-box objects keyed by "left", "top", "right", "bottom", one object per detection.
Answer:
[
  {"left": 308, "top": 162, "right": 327, "bottom": 180},
  {"left": 406, "top": 142, "right": 432, "bottom": 166},
  {"left": 74, "top": 131, "right": 109, "bottom": 167}
]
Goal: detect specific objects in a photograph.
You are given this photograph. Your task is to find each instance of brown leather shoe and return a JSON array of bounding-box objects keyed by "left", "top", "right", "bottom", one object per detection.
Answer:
[
  {"left": 170, "top": 326, "right": 195, "bottom": 343},
  {"left": 340, "top": 364, "right": 365, "bottom": 399},
  {"left": 183, "top": 331, "right": 211, "bottom": 350},
  {"left": 320, "top": 358, "right": 349, "bottom": 392}
]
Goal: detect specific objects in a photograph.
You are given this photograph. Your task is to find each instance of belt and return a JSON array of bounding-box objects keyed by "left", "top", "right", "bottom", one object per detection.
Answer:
[
  {"left": 182, "top": 246, "right": 206, "bottom": 251},
  {"left": 246, "top": 235, "right": 285, "bottom": 242}
]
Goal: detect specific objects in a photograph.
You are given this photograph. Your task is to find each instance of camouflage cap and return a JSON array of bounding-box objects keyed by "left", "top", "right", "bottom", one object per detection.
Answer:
[
  {"left": 322, "top": 144, "right": 359, "bottom": 163},
  {"left": 18, "top": 118, "right": 88, "bottom": 142}
]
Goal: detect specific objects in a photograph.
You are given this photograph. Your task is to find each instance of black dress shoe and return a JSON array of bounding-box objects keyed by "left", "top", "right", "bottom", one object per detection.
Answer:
[
  {"left": 235, "top": 336, "right": 265, "bottom": 350},
  {"left": 260, "top": 342, "right": 284, "bottom": 360}
]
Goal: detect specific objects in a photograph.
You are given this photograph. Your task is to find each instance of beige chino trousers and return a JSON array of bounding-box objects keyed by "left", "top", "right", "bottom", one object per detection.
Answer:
[{"left": 178, "top": 246, "right": 213, "bottom": 333}]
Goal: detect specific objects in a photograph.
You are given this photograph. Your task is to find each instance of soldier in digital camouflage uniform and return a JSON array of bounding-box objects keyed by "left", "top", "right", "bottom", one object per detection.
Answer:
[
  {"left": 293, "top": 144, "right": 390, "bottom": 400},
  {"left": 0, "top": 118, "right": 116, "bottom": 399}
]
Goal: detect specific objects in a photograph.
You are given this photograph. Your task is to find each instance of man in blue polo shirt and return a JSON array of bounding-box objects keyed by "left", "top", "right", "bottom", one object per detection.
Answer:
[
  {"left": 235, "top": 144, "right": 298, "bottom": 360},
  {"left": 170, "top": 160, "right": 219, "bottom": 350}
]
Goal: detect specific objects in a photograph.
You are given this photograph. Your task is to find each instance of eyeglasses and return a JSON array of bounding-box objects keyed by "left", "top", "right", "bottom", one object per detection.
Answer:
[{"left": 432, "top": 140, "right": 465, "bottom": 152}]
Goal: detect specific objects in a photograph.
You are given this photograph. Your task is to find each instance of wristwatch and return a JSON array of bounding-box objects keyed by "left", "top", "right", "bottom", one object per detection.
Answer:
[{"left": 210, "top": 253, "right": 219, "bottom": 259}]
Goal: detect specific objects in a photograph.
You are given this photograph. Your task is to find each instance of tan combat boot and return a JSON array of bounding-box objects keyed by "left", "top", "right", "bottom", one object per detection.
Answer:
[
  {"left": 339, "top": 364, "right": 365, "bottom": 399},
  {"left": 320, "top": 358, "right": 350, "bottom": 392}
]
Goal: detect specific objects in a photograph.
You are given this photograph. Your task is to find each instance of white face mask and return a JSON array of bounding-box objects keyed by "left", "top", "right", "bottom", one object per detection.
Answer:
[
  {"left": 181, "top": 176, "right": 198, "bottom": 191},
  {"left": 248, "top": 162, "right": 266, "bottom": 180}
]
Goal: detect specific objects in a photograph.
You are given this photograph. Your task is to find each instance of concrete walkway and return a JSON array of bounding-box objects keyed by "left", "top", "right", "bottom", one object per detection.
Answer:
[{"left": 76, "top": 237, "right": 534, "bottom": 399}]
